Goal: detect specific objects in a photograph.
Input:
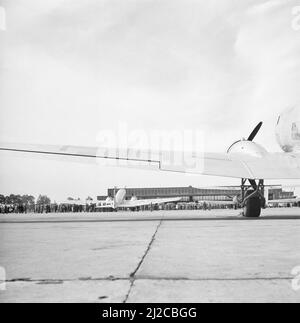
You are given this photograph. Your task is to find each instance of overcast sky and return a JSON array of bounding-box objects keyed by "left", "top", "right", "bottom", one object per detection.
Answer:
[{"left": 0, "top": 0, "right": 300, "bottom": 200}]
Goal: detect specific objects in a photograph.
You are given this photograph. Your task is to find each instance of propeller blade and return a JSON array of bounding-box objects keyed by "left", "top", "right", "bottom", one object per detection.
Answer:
[{"left": 248, "top": 122, "right": 263, "bottom": 141}]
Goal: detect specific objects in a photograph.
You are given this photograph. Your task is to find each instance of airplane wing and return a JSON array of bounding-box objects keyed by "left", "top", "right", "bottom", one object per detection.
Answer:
[
  {"left": 1, "top": 142, "right": 300, "bottom": 180},
  {"left": 97, "top": 202, "right": 114, "bottom": 208},
  {"left": 268, "top": 198, "right": 300, "bottom": 204},
  {"left": 59, "top": 200, "right": 87, "bottom": 205},
  {"left": 118, "top": 197, "right": 182, "bottom": 208},
  {"left": 197, "top": 200, "right": 235, "bottom": 205}
]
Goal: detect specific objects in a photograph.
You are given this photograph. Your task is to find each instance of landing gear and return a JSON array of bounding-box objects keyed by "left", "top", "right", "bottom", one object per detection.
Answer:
[
  {"left": 243, "top": 191, "right": 261, "bottom": 217},
  {"left": 239, "top": 179, "right": 265, "bottom": 218}
]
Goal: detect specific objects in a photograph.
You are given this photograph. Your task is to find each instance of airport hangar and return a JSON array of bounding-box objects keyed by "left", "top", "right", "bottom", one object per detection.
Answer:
[{"left": 97, "top": 186, "right": 295, "bottom": 206}]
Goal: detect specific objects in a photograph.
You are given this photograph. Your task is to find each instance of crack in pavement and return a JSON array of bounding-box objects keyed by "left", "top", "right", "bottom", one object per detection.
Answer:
[
  {"left": 4, "top": 276, "right": 294, "bottom": 284},
  {"left": 131, "top": 276, "right": 295, "bottom": 281},
  {"left": 5, "top": 276, "right": 127, "bottom": 283},
  {"left": 123, "top": 219, "right": 163, "bottom": 303}
]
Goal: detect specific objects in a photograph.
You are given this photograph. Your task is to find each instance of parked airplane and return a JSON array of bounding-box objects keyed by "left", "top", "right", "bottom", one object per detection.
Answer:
[
  {"left": 1, "top": 106, "right": 300, "bottom": 217},
  {"left": 201, "top": 184, "right": 300, "bottom": 208},
  {"left": 264, "top": 187, "right": 300, "bottom": 206},
  {"left": 267, "top": 198, "right": 300, "bottom": 206},
  {"left": 97, "top": 188, "right": 182, "bottom": 210}
]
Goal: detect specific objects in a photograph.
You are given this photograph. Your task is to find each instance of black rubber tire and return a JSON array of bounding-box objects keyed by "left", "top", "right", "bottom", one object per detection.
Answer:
[{"left": 243, "top": 191, "right": 261, "bottom": 218}]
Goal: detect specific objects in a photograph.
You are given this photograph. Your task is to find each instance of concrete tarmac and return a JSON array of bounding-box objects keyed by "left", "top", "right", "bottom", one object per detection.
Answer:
[{"left": 0, "top": 208, "right": 300, "bottom": 303}]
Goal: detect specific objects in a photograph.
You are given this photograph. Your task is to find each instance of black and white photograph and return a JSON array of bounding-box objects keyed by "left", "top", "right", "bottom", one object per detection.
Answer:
[{"left": 0, "top": 0, "right": 300, "bottom": 305}]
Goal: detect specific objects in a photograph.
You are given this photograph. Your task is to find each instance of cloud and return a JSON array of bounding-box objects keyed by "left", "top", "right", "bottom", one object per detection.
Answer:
[
  {"left": 234, "top": 0, "right": 300, "bottom": 149},
  {"left": 2, "top": 0, "right": 299, "bottom": 144},
  {"left": 248, "top": 0, "right": 291, "bottom": 14}
]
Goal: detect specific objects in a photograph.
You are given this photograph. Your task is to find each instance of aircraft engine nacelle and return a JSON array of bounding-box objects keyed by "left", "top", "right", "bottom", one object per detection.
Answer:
[
  {"left": 275, "top": 106, "right": 300, "bottom": 153},
  {"left": 227, "top": 140, "right": 268, "bottom": 158}
]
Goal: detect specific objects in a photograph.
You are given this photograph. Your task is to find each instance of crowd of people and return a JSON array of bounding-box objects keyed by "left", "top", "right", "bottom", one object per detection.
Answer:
[
  {"left": 0, "top": 191, "right": 240, "bottom": 214},
  {"left": 0, "top": 194, "right": 98, "bottom": 214},
  {"left": 0, "top": 202, "right": 99, "bottom": 214}
]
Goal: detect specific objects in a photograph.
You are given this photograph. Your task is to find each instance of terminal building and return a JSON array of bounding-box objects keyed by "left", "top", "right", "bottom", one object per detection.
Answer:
[{"left": 97, "top": 186, "right": 295, "bottom": 203}]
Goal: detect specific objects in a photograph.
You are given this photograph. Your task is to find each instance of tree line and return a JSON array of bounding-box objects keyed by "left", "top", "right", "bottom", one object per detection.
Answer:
[{"left": 0, "top": 194, "right": 51, "bottom": 205}]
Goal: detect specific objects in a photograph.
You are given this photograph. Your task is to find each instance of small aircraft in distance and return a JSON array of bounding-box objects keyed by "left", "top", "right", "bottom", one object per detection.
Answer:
[
  {"left": 267, "top": 198, "right": 300, "bottom": 206},
  {"left": 1, "top": 107, "right": 300, "bottom": 217},
  {"left": 97, "top": 188, "right": 182, "bottom": 211},
  {"left": 201, "top": 185, "right": 300, "bottom": 209},
  {"left": 264, "top": 186, "right": 300, "bottom": 206}
]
